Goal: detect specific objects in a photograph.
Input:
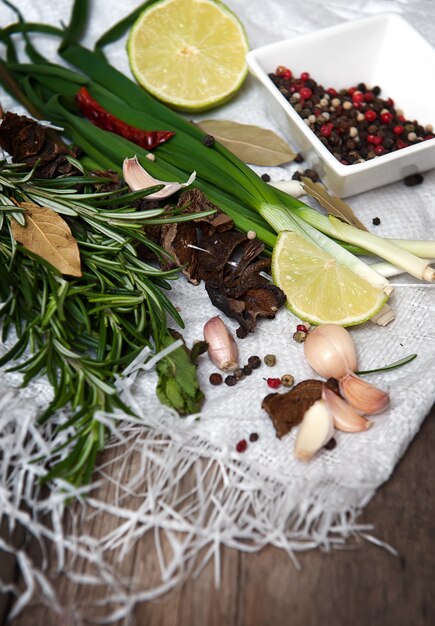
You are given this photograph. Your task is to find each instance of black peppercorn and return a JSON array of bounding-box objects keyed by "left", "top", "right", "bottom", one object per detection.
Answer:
[
  {"left": 247, "top": 355, "right": 262, "bottom": 369},
  {"left": 202, "top": 134, "right": 215, "bottom": 147},
  {"left": 372, "top": 217, "right": 381, "bottom": 226},
  {"left": 404, "top": 173, "right": 424, "bottom": 187},
  {"left": 249, "top": 433, "right": 259, "bottom": 442},
  {"left": 324, "top": 438, "right": 337, "bottom": 451},
  {"left": 261, "top": 173, "right": 271, "bottom": 182},
  {"left": 242, "top": 365, "right": 253, "bottom": 376},
  {"left": 209, "top": 372, "right": 223, "bottom": 385},
  {"left": 224, "top": 375, "right": 237, "bottom": 387}
]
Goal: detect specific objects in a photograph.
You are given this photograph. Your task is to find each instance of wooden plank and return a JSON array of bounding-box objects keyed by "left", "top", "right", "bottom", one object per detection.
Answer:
[{"left": 6, "top": 404, "right": 435, "bottom": 626}]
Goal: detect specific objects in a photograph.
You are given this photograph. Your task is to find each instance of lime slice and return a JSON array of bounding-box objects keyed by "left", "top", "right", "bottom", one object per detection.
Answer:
[
  {"left": 272, "top": 231, "right": 388, "bottom": 327},
  {"left": 127, "top": 0, "right": 249, "bottom": 112}
]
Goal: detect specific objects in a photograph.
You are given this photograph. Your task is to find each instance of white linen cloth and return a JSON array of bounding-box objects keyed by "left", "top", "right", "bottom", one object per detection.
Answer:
[{"left": 0, "top": 0, "right": 434, "bottom": 622}]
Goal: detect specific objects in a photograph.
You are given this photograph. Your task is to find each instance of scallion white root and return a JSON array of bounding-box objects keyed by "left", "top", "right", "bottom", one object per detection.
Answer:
[{"left": 258, "top": 203, "right": 389, "bottom": 291}]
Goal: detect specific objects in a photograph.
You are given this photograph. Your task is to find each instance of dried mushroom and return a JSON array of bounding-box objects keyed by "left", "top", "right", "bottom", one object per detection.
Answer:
[
  {"left": 0, "top": 112, "right": 77, "bottom": 177},
  {"left": 262, "top": 378, "right": 339, "bottom": 439},
  {"left": 153, "top": 188, "right": 286, "bottom": 335}
]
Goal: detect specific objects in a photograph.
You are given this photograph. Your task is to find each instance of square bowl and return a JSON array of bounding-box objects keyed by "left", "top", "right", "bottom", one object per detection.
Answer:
[{"left": 246, "top": 12, "right": 435, "bottom": 197}]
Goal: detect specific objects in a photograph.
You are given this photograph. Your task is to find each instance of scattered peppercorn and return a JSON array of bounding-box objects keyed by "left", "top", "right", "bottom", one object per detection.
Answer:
[
  {"left": 236, "top": 439, "right": 248, "bottom": 453},
  {"left": 281, "top": 374, "right": 295, "bottom": 388},
  {"left": 248, "top": 355, "right": 262, "bottom": 369},
  {"left": 261, "top": 173, "right": 271, "bottom": 182},
  {"left": 234, "top": 368, "right": 246, "bottom": 381},
  {"left": 225, "top": 375, "right": 237, "bottom": 386},
  {"left": 266, "top": 377, "right": 281, "bottom": 389},
  {"left": 372, "top": 217, "right": 381, "bottom": 225},
  {"left": 209, "top": 372, "right": 223, "bottom": 385},
  {"left": 202, "top": 134, "right": 215, "bottom": 147},
  {"left": 293, "top": 330, "right": 307, "bottom": 343},
  {"left": 302, "top": 168, "right": 319, "bottom": 182},
  {"left": 242, "top": 364, "right": 253, "bottom": 376},
  {"left": 296, "top": 324, "right": 308, "bottom": 333},
  {"left": 324, "top": 437, "right": 337, "bottom": 451},
  {"left": 403, "top": 173, "right": 424, "bottom": 187},
  {"left": 264, "top": 354, "right": 277, "bottom": 366},
  {"left": 268, "top": 67, "right": 435, "bottom": 165},
  {"left": 294, "top": 152, "right": 304, "bottom": 163},
  {"left": 249, "top": 432, "right": 259, "bottom": 442}
]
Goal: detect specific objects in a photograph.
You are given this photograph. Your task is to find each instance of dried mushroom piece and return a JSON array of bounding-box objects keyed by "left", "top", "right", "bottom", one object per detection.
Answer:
[
  {"left": 262, "top": 379, "right": 340, "bottom": 439},
  {"left": 0, "top": 112, "right": 77, "bottom": 177},
  {"left": 155, "top": 189, "right": 234, "bottom": 283},
  {"left": 262, "top": 380, "right": 323, "bottom": 439},
  {"left": 203, "top": 236, "right": 286, "bottom": 336},
  {"left": 149, "top": 187, "right": 286, "bottom": 335}
]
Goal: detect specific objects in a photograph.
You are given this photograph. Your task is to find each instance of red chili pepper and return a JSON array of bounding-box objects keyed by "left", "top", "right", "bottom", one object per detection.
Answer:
[{"left": 76, "top": 87, "right": 175, "bottom": 150}]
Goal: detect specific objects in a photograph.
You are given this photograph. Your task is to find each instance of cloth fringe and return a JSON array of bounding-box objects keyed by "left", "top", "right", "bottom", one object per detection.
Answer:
[{"left": 0, "top": 382, "right": 392, "bottom": 625}]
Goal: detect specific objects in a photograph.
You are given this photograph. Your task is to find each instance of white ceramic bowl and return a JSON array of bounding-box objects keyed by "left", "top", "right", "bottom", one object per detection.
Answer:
[{"left": 246, "top": 12, "right": 435, "bottom": 197}]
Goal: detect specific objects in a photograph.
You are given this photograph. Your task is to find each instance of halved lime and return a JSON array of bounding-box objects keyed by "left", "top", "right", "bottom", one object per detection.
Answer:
[
  {"left": 272, "top": 231, "right": 388, "bottom": 326},
  {"left": 127, "top": 0, "right": 249, "bottom": 112}
]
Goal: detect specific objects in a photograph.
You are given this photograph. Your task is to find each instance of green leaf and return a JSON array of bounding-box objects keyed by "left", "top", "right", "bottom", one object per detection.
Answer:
[{"left": 155, "top": 331, "right": 204, "bottom": 416}]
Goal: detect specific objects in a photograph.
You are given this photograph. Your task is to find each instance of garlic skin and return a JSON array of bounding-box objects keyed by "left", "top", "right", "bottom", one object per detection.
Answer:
[
  {"left": 203, "top": 316, "right": 238, "bottom": 371},
  {"left": 123, "top": 156, "right": 196, "bottom": 198},
  {"left": 303, "top": 324, "right": 358, "bottom": 379},
  {"left": 339, "top": 371, "right": 390, "bottom": 415},
  {"left": 294, "top": 399, "right": 334, "bottom": 461},
  {"left": 322, "top": 384, "right": 372, "bottom": 433}
]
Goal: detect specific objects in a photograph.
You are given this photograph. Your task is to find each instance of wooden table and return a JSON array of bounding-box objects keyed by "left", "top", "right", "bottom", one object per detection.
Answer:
[{"left": 2, "top": 404, "right": 434, "bottom": 626}]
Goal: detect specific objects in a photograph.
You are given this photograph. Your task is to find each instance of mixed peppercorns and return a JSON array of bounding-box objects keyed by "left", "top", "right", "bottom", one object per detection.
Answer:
[{"left": 268, "top": 67, "right": 435, "bottom": 165}]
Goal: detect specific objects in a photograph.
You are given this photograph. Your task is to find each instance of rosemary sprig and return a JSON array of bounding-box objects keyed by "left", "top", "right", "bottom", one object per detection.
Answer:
[{"left": 0, "top": 161, "right": 213, "bottom": 485}]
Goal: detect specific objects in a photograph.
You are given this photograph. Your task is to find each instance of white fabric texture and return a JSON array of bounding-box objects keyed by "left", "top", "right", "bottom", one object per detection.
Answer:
[{"left": 0, "top": 0, "right": 435, "bottom": 622}]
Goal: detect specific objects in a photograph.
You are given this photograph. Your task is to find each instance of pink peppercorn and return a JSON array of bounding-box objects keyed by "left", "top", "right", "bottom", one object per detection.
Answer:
[
  {"left": 372, "top": 135, "right": 383, "bottom": 146},
  {"left": 393, "top": 125, "right": 404, "bottom": 135},
  {"left": 365, "top": 110, "right": 377, "bottom": 122},
  {"left": 364, "top": 92, "right": 374, "bottom": 102},
  {"left": 236, "top": 439, "right": 248, "bottom": 453},
  {"left": 374, "top": 145, "right": 385, "bottom": 155},
  {"left": 380, "top": 112, "right": 393, "bottom": 124},
  {"left": 300, "top": 71, "right": 310, "bottom": 81},
  {"left": 352, "top": 91, "right": 364, "bottom": 103},
  {"left": 300, "top": 87, "right": 312, "bottom": 100},
  {"left": 283, "top": 69, "right": 292, "bottom": 80},
  {"left": 296, "top": 324, "right": 308, "bottom": 333},
  {"left": 320, "top": 124, "right": 332, "bottom": 138},
  {"left": 266, "top": 377, "right": 281, "bottom": 389}
]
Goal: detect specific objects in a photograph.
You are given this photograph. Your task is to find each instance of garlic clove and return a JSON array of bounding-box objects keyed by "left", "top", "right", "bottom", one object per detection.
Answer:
[
  {"left": 123, "top": 156, "right": 196, "bottom": 198},
  {"left": 294, "top": 399, "right": 334, "bottom": 461},
  {"left": 322, "top": 384, "right": 373, "bottom": 432},
  {"left": 303, "top": 324, "right": 358, "bottom": 380},
  {"left": 339, "top": 371, "right": 389, "bottom": 415},
  {"left": 203, "top": 316, "right": 238, "bottom": 371}
]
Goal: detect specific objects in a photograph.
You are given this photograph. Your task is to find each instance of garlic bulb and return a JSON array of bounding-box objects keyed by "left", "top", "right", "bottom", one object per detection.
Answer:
[
  {"left": 303, "top": 324, "right": 358, "bottom": 379},
  {"left": 203, "top": 316, "right": 238, "bottom": 371},
  {"left": 339, "top": 371, "right": 389, "bottom": 415},
  {"left": 294, "top": 399, "right": 334, "bottom": 461},
  {"left": 322, "top": 384, "right": 372, "bottom": 432}
]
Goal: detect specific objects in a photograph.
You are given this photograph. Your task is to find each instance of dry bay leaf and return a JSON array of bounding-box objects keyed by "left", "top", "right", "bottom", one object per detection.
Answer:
[
  {"left": 197, "top": 119, "right": 296, "bottom": 166},
  {"left": 11, "top": 202, "right": 82, "bottom": 276},
  {"left": 301, "top": 177, "right": 367, "bottom": 231}
]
